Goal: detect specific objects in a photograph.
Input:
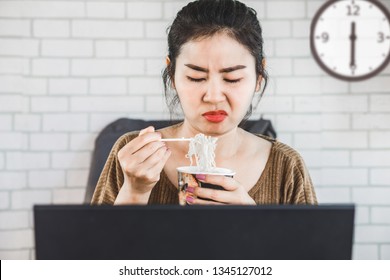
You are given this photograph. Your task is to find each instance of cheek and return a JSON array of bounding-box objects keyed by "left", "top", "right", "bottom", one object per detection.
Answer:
[
  {"left": 175, "top": 79, "right": 204, "bottom": 100},
  {"left": 175, "top": 83, "right": 199, "bottom": 109},
  {"left": 228, "top": 85, "right": 256, "bottom": 111},
  {"left": 230, "top": 82, "right": 256, "bottom": 99}
]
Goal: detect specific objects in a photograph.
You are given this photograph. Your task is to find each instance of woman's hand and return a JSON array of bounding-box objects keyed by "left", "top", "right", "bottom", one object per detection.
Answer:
[
  {"left": 115, "top": 126, "right": 171, "bottom": 205},
  {"left": 186, "top": 174, "right": 256, "bottom": 205}
]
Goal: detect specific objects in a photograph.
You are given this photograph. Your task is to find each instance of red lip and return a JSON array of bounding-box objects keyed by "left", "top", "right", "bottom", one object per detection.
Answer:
[{"left": 202, "top": 110, "right": 228, "bottom": 123}]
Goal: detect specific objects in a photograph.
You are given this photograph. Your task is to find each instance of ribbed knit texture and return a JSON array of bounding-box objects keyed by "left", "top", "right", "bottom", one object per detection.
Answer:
[{"left": 91, "top": 131, "right": 317, "bottom": 205}]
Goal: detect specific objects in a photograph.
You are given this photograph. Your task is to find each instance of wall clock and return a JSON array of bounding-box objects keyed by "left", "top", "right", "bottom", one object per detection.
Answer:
[{"left": 310, "top": 0, "right": 390, "bottom": 81}]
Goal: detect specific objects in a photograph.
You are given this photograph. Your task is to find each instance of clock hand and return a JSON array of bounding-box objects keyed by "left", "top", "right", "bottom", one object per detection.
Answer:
[{"left": 349, "top": 21, "right": 357, "bottom": 74}]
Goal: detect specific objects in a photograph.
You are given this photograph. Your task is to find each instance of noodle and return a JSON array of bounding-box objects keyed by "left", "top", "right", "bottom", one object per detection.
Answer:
[{"left": 186, "top": 133, "right": 218, "bottom": 171}]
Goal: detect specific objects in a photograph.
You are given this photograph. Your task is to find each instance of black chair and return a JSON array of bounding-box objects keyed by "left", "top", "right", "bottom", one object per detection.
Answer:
[{"left": 84, "top": 117, "right": 277, "bottom": 203}]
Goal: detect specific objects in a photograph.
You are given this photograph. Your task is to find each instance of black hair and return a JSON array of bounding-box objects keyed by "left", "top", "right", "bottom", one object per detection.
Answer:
[{"left": 162, "top": 0, "right": 268, "bottom": 123}]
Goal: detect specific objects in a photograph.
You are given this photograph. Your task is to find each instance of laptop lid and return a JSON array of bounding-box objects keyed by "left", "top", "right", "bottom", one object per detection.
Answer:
[{"left": 34, "top": 204, "right": 355, "bottom": 260}]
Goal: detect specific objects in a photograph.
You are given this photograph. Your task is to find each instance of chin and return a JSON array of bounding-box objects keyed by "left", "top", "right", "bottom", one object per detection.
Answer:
[{"left": 200, "top": 121, "right": 238, "bottom": 137}]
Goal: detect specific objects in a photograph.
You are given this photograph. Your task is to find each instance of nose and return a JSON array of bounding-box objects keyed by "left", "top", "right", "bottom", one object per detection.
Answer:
[{"left": 202, "top": 79, "right": 226, "bottom": 104}]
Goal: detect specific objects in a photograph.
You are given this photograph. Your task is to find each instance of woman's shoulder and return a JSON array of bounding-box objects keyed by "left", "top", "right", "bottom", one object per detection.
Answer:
[{"left": 256, "top": 134, "right": 306, "bottom": 167}]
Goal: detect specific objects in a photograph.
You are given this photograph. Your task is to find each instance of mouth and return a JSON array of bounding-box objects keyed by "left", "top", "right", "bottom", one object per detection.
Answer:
[{"left": 202, "top": 110, "right": 228, "bottom": 123}]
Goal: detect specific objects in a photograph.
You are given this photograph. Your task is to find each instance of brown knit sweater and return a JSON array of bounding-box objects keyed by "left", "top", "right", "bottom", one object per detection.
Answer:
[{"left": 91, "top": 131, "right": 317, "bottom": 205}]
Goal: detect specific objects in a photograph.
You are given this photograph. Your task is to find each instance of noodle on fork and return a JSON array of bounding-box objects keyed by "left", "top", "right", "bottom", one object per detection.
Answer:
[{"left": 186, "top": 134, "right": 218, "bottom": 171}]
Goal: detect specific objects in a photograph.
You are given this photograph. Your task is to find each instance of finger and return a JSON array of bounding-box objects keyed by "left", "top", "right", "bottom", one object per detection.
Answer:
[
  {"left": 130, "top": 141, "right": 167, "bottom": 165},
  {"left": 129, "top": 147, "right": 171, "bottom": 184},
  {"left": 120, "top": 130, "right": 162, "bottom": 157},
  {"left": 197, "top": 174, "right": 238, "bottom": 191},
  {"left": 186, "top": 195, "right": 226, "bottom": 205},
  {"left": 118, "top": 140, "right": 164, "bottom": 173},
  {"left": 195, "top": 187, "right": 233, "bottom": 204},
  {"left": 139, "top": 126, "right": 155, "bottom": 136},
  {"left": 141, "top": 144, "right": 170, "bottom": 169},
  {"left": 146, "top": 147, "right": 171, "bottom": 174}
]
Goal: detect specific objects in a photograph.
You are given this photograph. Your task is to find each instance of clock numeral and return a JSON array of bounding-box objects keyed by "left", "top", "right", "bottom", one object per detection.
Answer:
[
  {"left": 378, "top": 32, "right": 385, "bottom": 43},
  {"left": 347, "top": 4, "right": 360, "bottom": 16},
  {"left": 316, "top": 32, "right": 329, "bottom": 43}
]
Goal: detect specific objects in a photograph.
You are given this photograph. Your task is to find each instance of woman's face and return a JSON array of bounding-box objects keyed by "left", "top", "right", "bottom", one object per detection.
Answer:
[{"left": 173, "top": 32, "right": 261, "bottom": 136}]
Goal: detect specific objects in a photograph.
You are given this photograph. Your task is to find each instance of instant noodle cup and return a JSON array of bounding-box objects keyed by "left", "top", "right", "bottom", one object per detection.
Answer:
[{"left": 177, "top": 166, "right": 235, "bottom": 205}]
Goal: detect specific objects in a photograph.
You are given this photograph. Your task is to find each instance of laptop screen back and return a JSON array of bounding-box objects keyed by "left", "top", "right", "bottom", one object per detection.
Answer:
[{"left": 34, "top": 204, "right": 354, "bottom": 260}]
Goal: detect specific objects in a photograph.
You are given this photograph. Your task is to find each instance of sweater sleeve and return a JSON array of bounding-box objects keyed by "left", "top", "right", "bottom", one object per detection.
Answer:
[{"left": 91, "top": 132, "right": 138, "bottom": 205}]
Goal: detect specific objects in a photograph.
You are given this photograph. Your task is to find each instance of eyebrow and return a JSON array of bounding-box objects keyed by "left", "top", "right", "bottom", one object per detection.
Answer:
[{"left": 184, "top": 64, "right": 246, "bottom": 73}]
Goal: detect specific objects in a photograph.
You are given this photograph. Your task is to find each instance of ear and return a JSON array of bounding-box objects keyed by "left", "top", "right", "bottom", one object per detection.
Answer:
[
  {"left": 255, "top": 75, "right": 262, "bottom": 92},
  {"left": 165, "top": 56, "right": 176, "bottom": 89},
  {"left": 255, "top": 58, "right": 266, "bottom": 92}
]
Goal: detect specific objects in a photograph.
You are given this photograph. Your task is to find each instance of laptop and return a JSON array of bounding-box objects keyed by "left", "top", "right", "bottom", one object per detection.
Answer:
[{"left": 34, "top": 204, "right": 355, "bottom": 260}]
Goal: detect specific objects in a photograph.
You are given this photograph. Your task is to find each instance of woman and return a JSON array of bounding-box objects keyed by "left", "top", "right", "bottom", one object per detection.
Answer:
[{"left": 92, "top": 0, "right": 317, "bottom": 205}]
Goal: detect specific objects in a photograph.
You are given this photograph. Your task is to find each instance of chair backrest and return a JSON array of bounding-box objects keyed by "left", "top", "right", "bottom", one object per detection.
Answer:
[{"left": 84, "top": 118, "right": 277, "bottom": 203}]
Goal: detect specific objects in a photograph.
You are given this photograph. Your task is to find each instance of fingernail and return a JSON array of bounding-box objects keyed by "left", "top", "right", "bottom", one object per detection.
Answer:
[
  {"left": 187, "top": 186, "right": 194, "bottom": 193},
  {"left": 186, "top": 196, "right": 194, "bottom": 203},
  {"left": 196, "top": 174, "right": 206, "bottom": 180}
]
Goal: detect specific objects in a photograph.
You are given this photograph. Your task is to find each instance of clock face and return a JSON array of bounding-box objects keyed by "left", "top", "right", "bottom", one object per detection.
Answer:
[{"left": 310, "top": 0, "right": 390, "bottom": 81}]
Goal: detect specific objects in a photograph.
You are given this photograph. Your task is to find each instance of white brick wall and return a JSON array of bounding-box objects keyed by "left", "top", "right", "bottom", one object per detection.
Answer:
[
  {"left": 6, "top": 152, "right": 50, "bottom": 170},
  {"left": 41, "top": 40, "right": 93, "bottom": 57},
  {"left": 33, "top": 20, "right": 70, "bottom": 38},
  {"left": 353, "top": 245, "right": 379, "bottom": 260},
  {"left": 23, "top": 78, "right": 47, "bottom": 95},
  {"left": 0, "top": 229, "right": 34, "bottom": 250},
  {"left": 266, "top": 1, "right": 305, "bottom": 19},
  {"left": 14, "top": 114, "right": 41, "bottom": 131},
  {"left": 0, "top": 38, "right": 39, "bottom": 56},
  {"left": 30, "top": 133, "right": 68, "bottom": 151},
  {"left": 0, "top": 0, "right": 389, "bottom": 260},
  {"left": 0, "top": 133, "right": 28, "bottom": 150},
  {"left": 32, "top": 59, "right": 70, "bottom": 76},
  {"left": 90, "top": 78, "right": 127, "bottom": 94},
  {"left": 0, "top": 1, "right": 85, "bottom": 18},
  {"left": 11, "top": 190, "right": 51, "bottom": 210},
  {"left": 0, "top": 95, "right": 25, "bottom": 112},
  {"left": 0, "top": 192, "right": 10, "bottom": 209},
  {"left": 381, "top": 245, "right": 390, "bottom": 259},
  {"left": 0, "top": 19, "right": 30, "bottom": 37},
  {"left": 66, "top": 170, "right": 89, "bottom": 188},
  {"left": 86, "top": 2, "right": 126, "bottom": 19},
  {"left": 95, "top": 41, "right": 127, "bottom": 58},
  {"left": 29, "top": 170, "right": 66, "bottom": 188},
  {"left": 71, "top": 59, "right": 144, "bottom": 76},
  {"left": 353, "top": 188, "right": 390, "bottom": 205},
  {"left": 72, "top": 21, "right": 143, "bottom": 38},
  {"left": 0, "top": 58, "right": 29, "bottom": 74},
  {"left": 0, "top": 172, "right": 27, "bottom": 189},
  {"left": 371, "top": 169, "right": 390, "bottom": 185},
  {"left": 0, "top": 211, "right": 29, "bottom": 229},
  {"left": 49, "top": 78, "right": 88, "bottom": 95},
  {"left": 42, "top": 114, "right": 88, "bottom": 132},
  {"left": 127, "top": 2, "right": 162, "bottom": 19},
  {"left": 0, "top": 153, "right": 5, "bottom": 169},
  {"left": 355, "top": 226, "right": 390, "bottom": 243}
]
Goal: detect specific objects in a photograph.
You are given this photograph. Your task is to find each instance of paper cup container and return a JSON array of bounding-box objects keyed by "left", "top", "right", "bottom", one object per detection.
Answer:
[{"left": 177, "top": 166, "right": 235, "bottom": 206}]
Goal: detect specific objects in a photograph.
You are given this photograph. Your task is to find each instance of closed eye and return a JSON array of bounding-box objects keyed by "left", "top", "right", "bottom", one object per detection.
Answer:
[
  {"left": 224, "top": 78, "right": 242, "bottom": 84},
  {"left": 187, "top": 76, "right": 206, "bottom": 83}
]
